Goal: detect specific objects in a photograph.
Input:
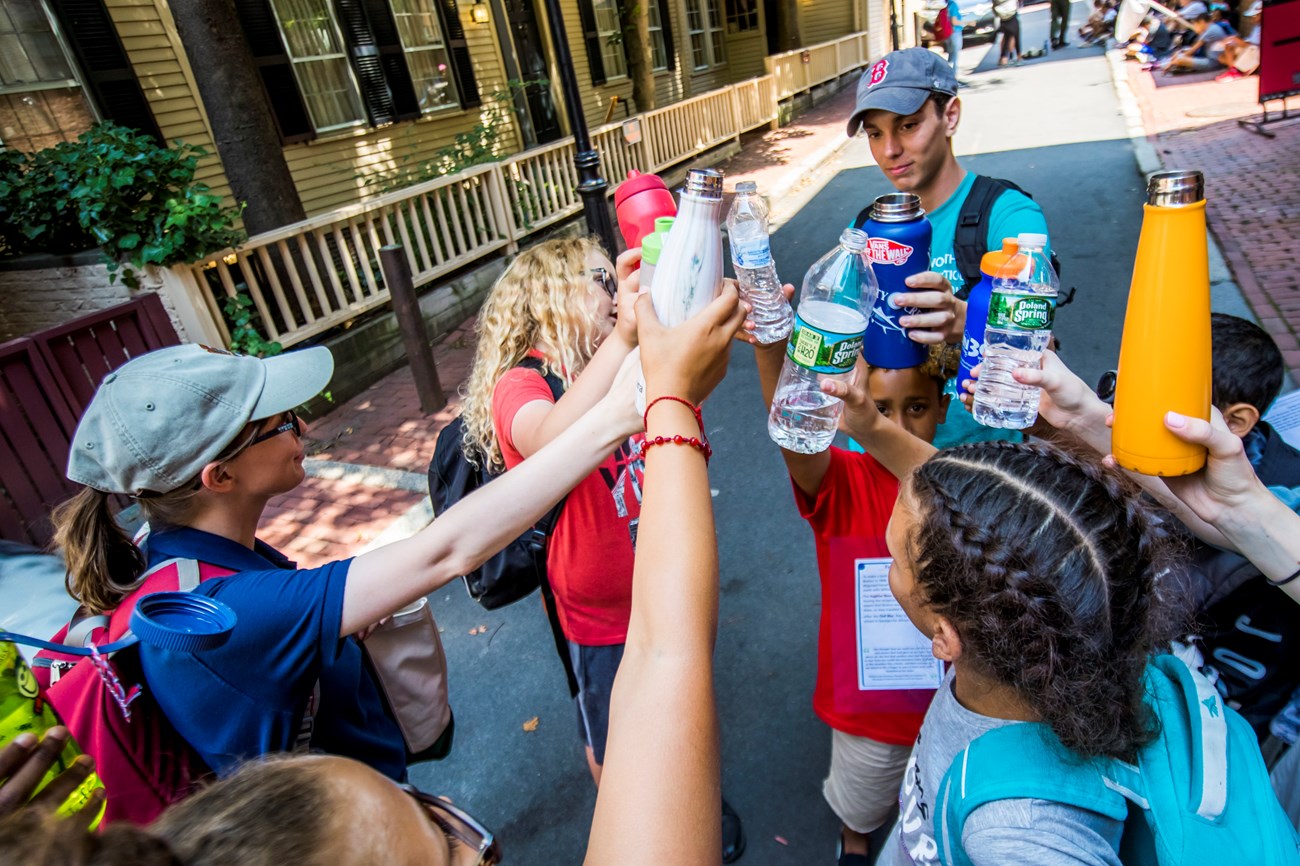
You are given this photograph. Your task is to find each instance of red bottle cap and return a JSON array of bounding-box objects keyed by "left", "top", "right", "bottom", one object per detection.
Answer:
[{"left": 613, "top": 170, "right": 670, "bottom": 208}]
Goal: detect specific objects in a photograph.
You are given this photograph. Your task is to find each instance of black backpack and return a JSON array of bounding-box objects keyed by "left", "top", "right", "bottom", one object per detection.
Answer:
[
  {"left": 952, "top": 175, "right": 1063, "bottom": 300},
  {"left": 428, "top": 356, "right": 578, "bottom": 696}
]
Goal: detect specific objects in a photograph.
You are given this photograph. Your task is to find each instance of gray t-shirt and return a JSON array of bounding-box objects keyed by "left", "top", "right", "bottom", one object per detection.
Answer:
[{"left": 884, "top": 671, "right": 1124, "bottom": 866}]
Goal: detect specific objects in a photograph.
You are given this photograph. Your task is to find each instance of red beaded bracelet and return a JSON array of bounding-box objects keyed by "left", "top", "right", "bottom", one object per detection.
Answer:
[
  {"left": 644, "top": 395, "right": 704, "bottom": 437},
  {"left": 637, "top": 433, "right": 712, "bottom": 463}
]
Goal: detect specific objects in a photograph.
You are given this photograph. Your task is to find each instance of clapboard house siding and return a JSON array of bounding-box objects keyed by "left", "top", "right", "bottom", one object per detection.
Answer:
[
  {"left": 102, "top": 0, "right": 233, "bottom": 206},
  {"left": 799, "top": 2, "right": 854, "bottom": 46}
]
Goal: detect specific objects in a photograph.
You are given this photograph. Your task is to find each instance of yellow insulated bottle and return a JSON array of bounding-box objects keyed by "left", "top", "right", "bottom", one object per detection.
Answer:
[{"left": 1112, "top": 170, "right": 1211, "bottom": 476}]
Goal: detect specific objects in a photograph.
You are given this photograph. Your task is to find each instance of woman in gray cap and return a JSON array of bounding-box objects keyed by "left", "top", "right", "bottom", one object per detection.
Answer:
[{"left": 46, "top": 280, "right": 743, "bottom": 860}]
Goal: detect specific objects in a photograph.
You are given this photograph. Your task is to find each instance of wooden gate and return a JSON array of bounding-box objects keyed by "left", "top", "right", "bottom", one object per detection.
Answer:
[{"left": 0, "top": 294, "right": 179, "bottom": 547}]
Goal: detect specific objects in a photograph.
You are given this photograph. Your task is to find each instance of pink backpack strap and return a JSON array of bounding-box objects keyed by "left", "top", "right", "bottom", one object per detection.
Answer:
[{"left": 107, "top": 559, "right": 233, "bottom": 641}]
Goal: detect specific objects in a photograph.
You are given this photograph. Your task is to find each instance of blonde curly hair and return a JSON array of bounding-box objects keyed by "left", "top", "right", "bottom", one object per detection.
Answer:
[{"left": 461, "top": 236, "right": 608, "bottom": 470}]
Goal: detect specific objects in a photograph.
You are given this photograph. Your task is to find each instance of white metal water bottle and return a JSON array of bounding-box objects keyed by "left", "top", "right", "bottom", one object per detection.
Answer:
[
  {"left": 972, "top": 232, "right": 1059, "bottom": 429},
  {"left": 636, "top": 168, "right": 725, "bottom": 412},
  {"left": 768, "top": 228, "right": 879, "bottom": 454},
  {"left": 726, "top": 181, "right": 793, "bottom": 344}
]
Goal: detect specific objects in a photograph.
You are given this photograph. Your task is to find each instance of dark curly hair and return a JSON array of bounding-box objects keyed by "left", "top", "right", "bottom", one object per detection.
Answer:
[{"left": 905, "top": 440, "right": 1185, "bottom": 761}]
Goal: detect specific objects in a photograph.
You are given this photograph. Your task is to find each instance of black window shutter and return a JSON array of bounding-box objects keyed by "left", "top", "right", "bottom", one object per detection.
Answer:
[
  {"left": 576, "top": 0, "right": 606, "bottom": 86},
  {"left": 47, "top": 0, "right": 163, "bottom": 142},
  {"left": 233, "top": 0, "right": 316, "bottom": 144},
  {"left": 434, "top": 0, "right": 480, "bottom": 109},
  {"left": 359, "top": 0, "right": 421, "bottom": 121},
  {"left": 333, "top": 0, "right": 418, "bottom": 126},
  {"left": 657, "top": 0, "right": 676, "bottom": 71}
]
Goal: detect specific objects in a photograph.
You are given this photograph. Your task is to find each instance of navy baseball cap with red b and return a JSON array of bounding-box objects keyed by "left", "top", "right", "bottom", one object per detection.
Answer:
[{"left": 846, "top": 48, "right": 959, "bottom": 136}]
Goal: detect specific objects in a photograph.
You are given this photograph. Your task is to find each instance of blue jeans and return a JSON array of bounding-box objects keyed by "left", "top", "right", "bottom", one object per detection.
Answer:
[{"left": 945, "top": 30, "right": 964, "bottom": 75}]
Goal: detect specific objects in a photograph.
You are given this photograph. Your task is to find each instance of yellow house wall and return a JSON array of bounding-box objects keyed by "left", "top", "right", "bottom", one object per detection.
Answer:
[
  {"left": 112, "top": 0, "right": 520, "bottom": 220},
  {"left": 798, "top": 0, "right": 855, "bottom": 46}
]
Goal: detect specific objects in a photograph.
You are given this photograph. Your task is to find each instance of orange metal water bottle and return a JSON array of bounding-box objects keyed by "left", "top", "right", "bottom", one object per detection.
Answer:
[{"left": 1112, "top": 170, "right": 1211, "bottom": 476}]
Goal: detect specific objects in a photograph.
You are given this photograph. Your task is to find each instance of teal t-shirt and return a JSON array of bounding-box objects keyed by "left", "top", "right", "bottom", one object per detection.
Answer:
[{"left": 851, "top": 171, "right": 1051, "bottom": 451}]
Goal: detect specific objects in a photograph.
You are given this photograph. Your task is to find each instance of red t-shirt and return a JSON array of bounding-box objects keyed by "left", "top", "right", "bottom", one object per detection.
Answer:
[
  {"left": 491, "top": 365, "right": 643, "bottom": 645},
  {"left": 791, "top": 447, "right": 935, "bottom": 745}
]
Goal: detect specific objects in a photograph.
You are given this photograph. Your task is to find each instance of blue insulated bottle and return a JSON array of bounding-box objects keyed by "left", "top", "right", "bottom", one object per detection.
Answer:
[{"left": 862, "top": 193, "right": 930, "bottom": 369}]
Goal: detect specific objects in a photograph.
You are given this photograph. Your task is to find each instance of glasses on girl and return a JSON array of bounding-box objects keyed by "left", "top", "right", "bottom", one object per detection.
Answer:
[
  {"left": 248, "top": 410, "right": 301, "bottom": 447},
  {"left": 591, "top": 267, "right": 617, "bottom": 299},
  {"left": 400, "top": 784, "right": 502, "bottom": 865}
]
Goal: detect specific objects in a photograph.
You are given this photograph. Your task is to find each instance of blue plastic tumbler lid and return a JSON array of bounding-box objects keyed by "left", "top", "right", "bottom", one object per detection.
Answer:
[{"left": 129, "top": 592, "right": 237, "bottom": 652}]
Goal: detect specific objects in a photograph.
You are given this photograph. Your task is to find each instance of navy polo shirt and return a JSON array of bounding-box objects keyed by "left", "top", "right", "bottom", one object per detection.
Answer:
[{"left": 140, "top": 527, "right": 406, "bottom": 780}]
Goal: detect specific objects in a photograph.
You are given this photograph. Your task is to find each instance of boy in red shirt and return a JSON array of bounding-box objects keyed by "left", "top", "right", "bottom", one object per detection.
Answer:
[{"left": 752, "top": 339, "right": 957, "bottom": 864}]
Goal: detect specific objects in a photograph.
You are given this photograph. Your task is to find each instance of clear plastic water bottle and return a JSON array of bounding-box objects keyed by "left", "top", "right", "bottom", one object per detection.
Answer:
[
  {"left": 726, "top": 181, "right": 793, "bottom": 344},
  {"left": 972, "top": 232, "right": 1059, "bottom": 429},
  {"left": 768, "top": 228, "right": 879, "bottom": 453}
]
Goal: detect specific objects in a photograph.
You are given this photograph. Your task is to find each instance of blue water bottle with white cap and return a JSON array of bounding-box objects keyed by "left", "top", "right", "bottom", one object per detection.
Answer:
[{"left": 862, "top": 193, "right": 931, "bottom": 369}]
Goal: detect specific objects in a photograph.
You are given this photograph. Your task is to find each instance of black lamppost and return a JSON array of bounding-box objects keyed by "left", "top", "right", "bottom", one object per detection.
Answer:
[{"left": 539, "top": 0, "right": 619, "bottom": 254}]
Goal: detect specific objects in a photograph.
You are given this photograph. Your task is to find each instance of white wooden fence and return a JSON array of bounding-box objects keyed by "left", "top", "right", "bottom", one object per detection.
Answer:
[{"left": 187, "top": 33, "right": 872, "bottom": 348}]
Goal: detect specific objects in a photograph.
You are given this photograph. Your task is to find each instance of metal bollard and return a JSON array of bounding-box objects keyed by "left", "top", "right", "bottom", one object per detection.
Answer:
[{"left": 379, "top": 244, "right": 446, "bottom": 415}]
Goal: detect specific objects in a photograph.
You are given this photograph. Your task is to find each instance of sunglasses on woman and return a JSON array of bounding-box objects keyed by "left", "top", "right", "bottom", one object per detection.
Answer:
[
  {"left": 591, "top": 267, "right": 617, "bottom": 300},
  {"left": 400, "top": 784, "right": 502, "bottom": 865},
  {"left": 248, "top": 410, "right": 302, "bottom": 447}
]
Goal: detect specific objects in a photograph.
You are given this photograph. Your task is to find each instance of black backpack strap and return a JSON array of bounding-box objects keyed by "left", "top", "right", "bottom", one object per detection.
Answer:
[
  {"left": 954, "top": 175, "right": 1011, "bottom": 300},
  {"left": 514, "top": 356, "right": 580, "bottom": 698}
]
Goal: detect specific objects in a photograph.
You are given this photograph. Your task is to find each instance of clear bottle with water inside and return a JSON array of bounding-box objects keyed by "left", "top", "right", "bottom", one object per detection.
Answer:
[
  {"left": 726, "top": 181, "right": 793, "bottom": 344},
  {"left": 972, "top": 232, "right": 1059, "bottom": 429},
  {"left": 768, "top": 228, "right": 879, "bottom": 453}
]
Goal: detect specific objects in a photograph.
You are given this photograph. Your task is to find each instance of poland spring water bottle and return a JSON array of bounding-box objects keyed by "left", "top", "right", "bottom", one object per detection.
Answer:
[
  {"left": 637, "top": 168, "right": 725, "bottom": 412},
  {"left": 862, "top": 193, "right": 930, "bottom": 369},
  {"left": 768, "top": 228, "right": 879, "bottom": 454},
  {"left": 972, "top": 232, "right": 1059, "bottom": 429},
  {"left": 726, "top": 181, "right": 793, "bottom": 344}
]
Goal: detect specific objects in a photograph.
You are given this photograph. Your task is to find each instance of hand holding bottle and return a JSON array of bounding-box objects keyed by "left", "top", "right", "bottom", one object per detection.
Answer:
[
  {"left": 636, "top": 284, "right": 745, "bottom": 407},
  {"left": 0, "top": 727, "right": 103, "bottom": 827},
  {"left": 892, "top": 271, "right": 967, "bottom": 345}
]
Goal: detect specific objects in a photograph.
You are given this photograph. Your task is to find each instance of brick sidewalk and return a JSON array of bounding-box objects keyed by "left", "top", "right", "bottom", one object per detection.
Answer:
[
  {"left": 262, "top": 93, "right": 859, "bottom": 566},
  {"left": 1126, "top": 61, "right": 1300, "bottom": 375}
]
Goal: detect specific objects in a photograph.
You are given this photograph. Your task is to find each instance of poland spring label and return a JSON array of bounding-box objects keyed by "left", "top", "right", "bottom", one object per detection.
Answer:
[
  {"left": 732, "top": 236, "right": 773, "bottom": 269},
  {"left": 787, "top": 315, "right": 864, "bottom": 374},
  {"left": 987, "top": 293, "right": 1055, "bottom": 331}
]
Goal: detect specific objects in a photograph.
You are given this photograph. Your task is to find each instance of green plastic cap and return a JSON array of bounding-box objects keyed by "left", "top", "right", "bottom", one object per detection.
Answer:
[{"left": 642, "top": 217, "right": 675, "bottom": 266}]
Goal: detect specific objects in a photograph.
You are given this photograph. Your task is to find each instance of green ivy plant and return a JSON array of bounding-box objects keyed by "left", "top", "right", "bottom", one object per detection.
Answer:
[
  {"left": 0, "top": 122, "right": 245, "bottom": 288},
  {"left": 222, "top": 293, "right": 282, "bottom": 357}
]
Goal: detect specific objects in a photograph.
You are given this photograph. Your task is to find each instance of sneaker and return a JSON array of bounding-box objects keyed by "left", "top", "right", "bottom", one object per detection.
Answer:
[{"left": 1216, "top": 67, "right": 1245, "bottom": 80}]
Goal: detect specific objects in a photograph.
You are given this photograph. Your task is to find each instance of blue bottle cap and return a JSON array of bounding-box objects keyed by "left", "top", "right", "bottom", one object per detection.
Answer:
[{"left": 129, "top": 592, "right": 237, "bottom": 652}]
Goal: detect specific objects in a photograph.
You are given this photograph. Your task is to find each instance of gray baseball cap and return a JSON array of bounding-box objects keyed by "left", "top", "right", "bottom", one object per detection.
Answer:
[
  {"left": 847, "top": 48, "right": 960, "bottom": 136},
  {"left": 68, "top": 343, "right": 334, "bottom": 495}
]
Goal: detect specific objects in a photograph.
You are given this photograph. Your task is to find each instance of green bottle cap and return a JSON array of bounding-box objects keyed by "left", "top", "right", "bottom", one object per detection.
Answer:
[{"left": 641, "top": 217, "right": 674, "bottom": 267}]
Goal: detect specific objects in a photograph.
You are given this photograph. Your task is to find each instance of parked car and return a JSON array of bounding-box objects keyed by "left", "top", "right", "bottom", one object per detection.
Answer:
[{"left": 917, "top": 0, "right": 998, "bottom": 45}]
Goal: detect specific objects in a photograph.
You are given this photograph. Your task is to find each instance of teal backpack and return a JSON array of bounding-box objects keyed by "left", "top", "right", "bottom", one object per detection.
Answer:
[{"left": 934, "top": 654, "right": 1300, "bottom": 866}]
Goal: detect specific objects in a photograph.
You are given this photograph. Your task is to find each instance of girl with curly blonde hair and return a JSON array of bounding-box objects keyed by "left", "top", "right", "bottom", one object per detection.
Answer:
[{"left": 459, "top": 236, "right": 645, "bottom": 785}]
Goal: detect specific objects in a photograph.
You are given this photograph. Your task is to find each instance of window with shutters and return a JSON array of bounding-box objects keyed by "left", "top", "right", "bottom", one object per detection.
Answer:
[
  {"left": 269, "top": 0, "right": 367, "bottom": 132},
  {"left": 648, "top": 0, "right": 668, "bottom": 71},
  {"left": 724, "top": 0, "right": 757, "bottom": 32},
  {"left": 684, "top": 0, "right": 724, "bottom": 69},
  {"left": 592, "top": 0, "right": 626, "bottom": 80},
  {"left": 390, "top": 0, "right": 457, "bottom": 112},
  {"left": 0, "top": 0, "right": 96, "bottom": 152}
]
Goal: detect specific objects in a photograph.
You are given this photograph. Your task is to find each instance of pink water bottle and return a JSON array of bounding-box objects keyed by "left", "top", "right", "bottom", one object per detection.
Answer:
[{"left": 614, "top": 170, "right": 677, "bottom": 249}]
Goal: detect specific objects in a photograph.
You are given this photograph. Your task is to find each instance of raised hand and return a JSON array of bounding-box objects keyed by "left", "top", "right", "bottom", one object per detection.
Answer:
[
  {"left": 1158, "top": 408, "right": 1265, "bottom": 527},
  {"left": 637, "top": 283, "right": 745, "bottom": 406},
  {"left": 822, "top": 356, "right": 883, "bottom": 439},
  {"left": 614, "top": 248, "right": 644, "bottom": 346}
]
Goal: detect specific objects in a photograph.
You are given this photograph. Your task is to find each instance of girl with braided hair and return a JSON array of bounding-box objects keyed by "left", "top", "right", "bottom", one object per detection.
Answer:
[{"left": 883, "top": 440, "right": 1184, "bottom": 866}]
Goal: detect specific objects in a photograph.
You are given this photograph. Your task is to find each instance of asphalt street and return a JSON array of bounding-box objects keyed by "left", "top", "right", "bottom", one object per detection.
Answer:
[{"left": 409, "top": 7, "right": 1154, "bottom": 863}]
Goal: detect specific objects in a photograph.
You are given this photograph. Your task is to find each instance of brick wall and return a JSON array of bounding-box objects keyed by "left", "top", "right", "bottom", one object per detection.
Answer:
[{"left": 0, "top": 256, "right": 196, "bottom": 343}]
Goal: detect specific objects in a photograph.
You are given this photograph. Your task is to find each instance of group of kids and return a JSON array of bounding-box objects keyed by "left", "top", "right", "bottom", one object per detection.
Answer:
[
  {"left": 1126, "top": 0, "right": 1263, "bottom": 79},
  {"left": 2, "top": 46, "right": 1300, "bottom": 865}
]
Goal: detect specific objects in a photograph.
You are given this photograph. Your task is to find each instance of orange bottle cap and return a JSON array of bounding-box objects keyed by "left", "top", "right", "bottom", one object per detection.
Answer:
[{"left": 981, "top": 238, "right": 1024, "bottom": 278}]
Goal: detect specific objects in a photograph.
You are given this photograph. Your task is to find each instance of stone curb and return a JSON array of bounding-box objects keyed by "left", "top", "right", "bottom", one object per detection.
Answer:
[
  {"left": 303, "top": 458, "right": 428, "bottom": 492},
  {"left": 766, "top": 131, "right": 852, "bottom": 212}
]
